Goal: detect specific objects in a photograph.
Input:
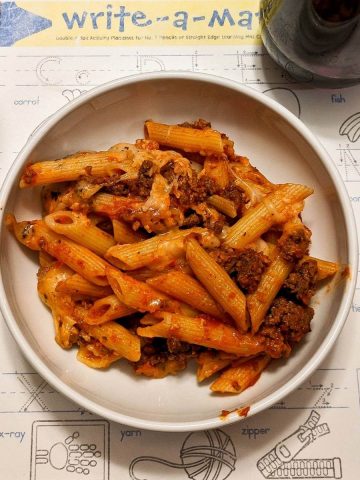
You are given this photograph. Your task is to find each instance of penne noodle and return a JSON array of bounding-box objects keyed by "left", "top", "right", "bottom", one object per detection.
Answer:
[
  {"left": 45, "top": 210, "right": 115, "bottom": 257},
  {"left": 19, "top": 151, "right": 129, "bottom": 188},
  {"left": 196, "top": 351, "right": 237, "bottom": 382},
  {"left": 91, "top": 192, "right": 143, "bottom": 217},
  {"left": 81, "top": 321, "right": 141, "bottom": 361},
  {"left": 84, "top": 294, "right": 135, "bottom": 325},
  {"left": 134, "top": 358, "right": 187, "bottom": 379},
  {"left": 106, "top": 267, "right": 196, "bottom": 316},
  {"left": 77, "top": 343, "right": 122, "bottom": 369},
  {"left": 304, "top": 256, "right": 340, "bottom": 281},
  {"left": 37, "top": 263, "right": 79, "bottom": 349},
  {"left": 185, "top": 237, "right": 248, "bottom": 332},
  {"left": 56, "top": 274, "right": 113, "bottom": 298},
  {"left": 223, "top": 184, "right": 313, "bottom": 249},
  {"left": 137, "top": 312, "right": 266, "bottom": 356},
  {"left": 74, "top": 179, "right": 103, "bottom": 199},
  {"left": 146, "top": 271, "right": 226, "bottom": 320},
  {"left": 247, "top": 250, "right": 293, "bottom": 334},
  {"left": 112, "top": 219, "right": 147, "bottom": 244},
  {"left": 39, "top": 250, "right": 57, "bottom": 267},
  {"left": 207, "top": 195, "right": 237, "bottom": 218},
  {"left": 7, "top": 216, "right": 111, "bottom": 286},
  {"left": 145, "top": 121, "right": 224, "bottom": 155},
  {"left": 105, "top": 227, "right": 219, "bottom": 270},
  {"left": 202, "top": 157, "right": 230, "bottom": 189},
  {"left": 211, "top": 355, "right": 271, "bottom": 393}
]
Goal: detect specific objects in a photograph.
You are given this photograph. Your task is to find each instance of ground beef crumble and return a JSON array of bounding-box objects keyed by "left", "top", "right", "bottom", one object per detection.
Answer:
[
  {"left": 282, "top": 259, "right": 318, "bottom": 305},
  {"left": 210, "top": 247, "right": 270, "bottom": 293},
  {"left": 134, "top": 337, "right": 201, "bottom": 370},
  {"left": 278, "top": 225, "right": 311, "bottom": 262},
  {"left": 103, "top": 160, "right": 155, "bottom": 198},
  {"left": 259, "top": 296, "right": 314, "bottom": 358},
  {"left": 178, "top": 119, "right": 212, "bottom": 130}
]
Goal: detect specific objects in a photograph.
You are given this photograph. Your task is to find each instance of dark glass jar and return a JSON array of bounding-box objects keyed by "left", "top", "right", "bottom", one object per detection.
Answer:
[{"left": 260, "top": 0, "right": 360, "bottom": 86}]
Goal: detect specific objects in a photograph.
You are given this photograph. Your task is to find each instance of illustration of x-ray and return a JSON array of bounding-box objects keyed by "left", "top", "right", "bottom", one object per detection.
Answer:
[
  {"left": 257, "top": 411, "right": 342, "bottom": 479},
  {"left": 129, "top": 429, "right": 236, "bottom": 480},
  {"left": 30, "top": 420, "right": 109, "bottom": 479}
]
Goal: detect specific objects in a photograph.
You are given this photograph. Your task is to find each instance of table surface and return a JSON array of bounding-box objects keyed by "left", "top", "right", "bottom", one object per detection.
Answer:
[{"left": 1, "top": 1, "right": 360, "bottom": 479}]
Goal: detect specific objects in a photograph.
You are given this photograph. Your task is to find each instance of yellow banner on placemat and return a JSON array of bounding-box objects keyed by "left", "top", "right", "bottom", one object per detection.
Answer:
[{"left": 0, "top": 1, "right": 261, "bottom": 47}]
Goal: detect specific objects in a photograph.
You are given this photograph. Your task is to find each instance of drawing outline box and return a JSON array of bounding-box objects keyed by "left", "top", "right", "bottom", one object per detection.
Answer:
[{"left": 30, "top": 419, "right": 109, "bottom": 479}]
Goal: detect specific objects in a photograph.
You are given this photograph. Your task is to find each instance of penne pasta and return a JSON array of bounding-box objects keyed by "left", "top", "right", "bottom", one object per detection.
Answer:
[
  {"left": 81, "top": 321, "right": 141, "bottom": 362},
  {"left": 37, "top": 263, "right": 79, "bottom": 349},
  {"left": 91, "top": 192, "right": 143, "bottom": 217},
  {"left": 45, "top": 210, "right": 115, "bottom": 257},
  {"left": 146, "top": 271, "right": 226, "bottom": 320},
  {"left": 56, "top": 274, "right": 113, "bottom": 298},
  {"left": 211, "top": 355, "right": 271, "bottom": 393},
  {"left": 247, "top": 250, "right": 293, "bottom": 334},
  {"left": 112, "top": 219, "right": 147, "bottom": 244},
  {"left": 105, "top": 227, "right": 219, "bottom": 270},
  {"left": 137, "top": 312, "right": 266, "bottom": 356},
  {"left": 223, "top": 184, "right": 313, "bottom": 249},
  {"left": 207, "top": 195, "right": 237, "bottom": 218},
  {"left": 74, "top": 179, "right": 103, "bottom": 200},
  {"left": 77, "top": 343, "right": 122, "bottom": 369},
  {"left": 7, "top": 216, "right": 111, "bottom": 286},
  {"left": 145, "top": 121, "right": 224, "bottom": 155},
  {"left": 106, "top": 266, "right": 196, "bottom": 316},
  {"left": 304, "top": 256, "right": 340, "bottom": 281},
  {"left": 196, "top": 351, "right": 237, "bottom": 382},
  {"left": 201, "top": 157, "right": 230, "bottom": 189},
  {"left": 84, "top": 294, "right": 135, "bottom": 325},
  {"left": 19, "top": 151, "right": 129, "bottom": 188},
  {"left": 185, "top": 237, "right": 248, "bottom": 332}
]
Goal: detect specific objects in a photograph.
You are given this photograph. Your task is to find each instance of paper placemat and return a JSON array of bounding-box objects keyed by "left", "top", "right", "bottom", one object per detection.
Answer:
[{"left": 1, "top": 2, "right": 360, "bottom": 479}]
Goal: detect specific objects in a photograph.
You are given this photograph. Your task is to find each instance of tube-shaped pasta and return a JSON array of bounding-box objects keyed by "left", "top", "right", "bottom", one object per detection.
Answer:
[
  {"left": 112, "top": 219, "right": 147, "bottom": 244},
  {"left": 202, "top": 157, "right": 230, "bottom": 189},
  {"left": 137, "top": 312, "right": 266, "bottom": 356},
  {"left": 106, "top": 267, "right": 196, "bottom": 315},
  {"left": 37, "top": 263, "right": 79, "bottom": 349},
  {"left": 106, "top": 227, "right": 219, "bottom": 270},
  {"left": 211, "top": 355, "right": 271, "bottom": 393},
  {"left": 207, "top": 195, "right": 237, "bottom": 218},
  {"left": 185, "top": 237, "right": 248, "bottom": 332},
  {"left": 19, "top": 151, "right": 129, "bottom": 188},
  {"left": 146, "top": 271, "right": 226, "bottom": 320},
  {"left": 56, "top": 274, "right": 113, "bottom": 298},
  {"left": 77, "top": 343, "right": 122, "bottom": 369},
  {"left": 145, "top": 121, "right": 224, "bottom": 155},
  {"left": 74, "top": 179, "right": 102, "bottom": 200},
  {"left": 248, "top": 251, "right": 293, "bottom": 334},
  {"left": 39, "top": 251, "right": 56, "bottom": 267},
  {"left": 81, "top": 322, "right": 141, "bottom": 361},
  {"left": 84, "top": 295, "right": 135, "bottom": 325},
  {"left": 7, "top": 216, "right": 111, "bottom": 286},
  {"left": 45, "top": 210, "right": 115, "bottom": 257},
  {"left": 224, "top": 184, "right": 313, "bottom": 249},
  {"left": 304, "top": 256, "right": 340, "bottom": 281},
  {"left": 91, "top": 193, "right": 143, "bottom": 217},
  {"left": 196, "top": 351, "right": 236, "bottom": 382}
]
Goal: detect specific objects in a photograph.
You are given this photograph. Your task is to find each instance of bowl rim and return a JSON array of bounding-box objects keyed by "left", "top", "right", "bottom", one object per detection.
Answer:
[{"left": 0, "top": 71, "right": 357, "bottom": 432}]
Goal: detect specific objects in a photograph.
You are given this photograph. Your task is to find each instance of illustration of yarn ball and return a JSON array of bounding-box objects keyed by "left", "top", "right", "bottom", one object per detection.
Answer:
[{"left": 180, "top": 430, "right": 236, "bottom": 480}]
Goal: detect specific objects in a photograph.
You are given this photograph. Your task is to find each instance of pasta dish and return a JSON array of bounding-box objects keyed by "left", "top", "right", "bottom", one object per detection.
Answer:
[{"left": 6, "top": 119, "right": 339, "bottom": 394}]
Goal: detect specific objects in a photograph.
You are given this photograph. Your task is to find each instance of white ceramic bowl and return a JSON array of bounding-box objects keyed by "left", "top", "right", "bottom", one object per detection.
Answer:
[{"left": 0, "top": 73, "right": 357, "bottom": 431}]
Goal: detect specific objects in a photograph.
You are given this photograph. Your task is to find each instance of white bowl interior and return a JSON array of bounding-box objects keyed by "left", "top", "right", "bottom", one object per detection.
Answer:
[{"left": 0, "top": 75, "right": 355, "bottom": 430}]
